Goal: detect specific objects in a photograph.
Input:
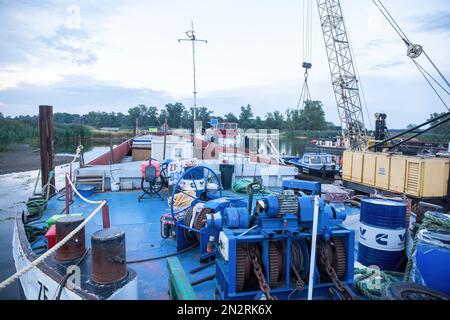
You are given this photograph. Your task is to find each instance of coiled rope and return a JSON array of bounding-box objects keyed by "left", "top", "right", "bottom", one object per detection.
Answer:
[
  {"left": 167, "top": 190, "right": 196, "bottom": 209},
  {"left": 0, "top": 174, "right": 106, "bottom": 291},
  {"left": 354, "top": 265, "right": 403, "bottom": 300},
  {"left": 404, "top": 212, "right": 450, "bottom": 282},
  {"left": 25, "top": 171, "right": 54, "bottom": 220}
]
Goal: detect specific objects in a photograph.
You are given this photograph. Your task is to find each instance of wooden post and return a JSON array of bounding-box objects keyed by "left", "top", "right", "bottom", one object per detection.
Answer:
[
  {"left": 163, "top": 119, "right": 168, "bottom": 160},
  {"left": 65, "top": 174, "right": 71, "bottom": 214},
  {"left": 102, "top": 203, "right": 111, "bottom": 229},
  {"left": 39, "top": 105, "right": 55, "bottom": 194}
]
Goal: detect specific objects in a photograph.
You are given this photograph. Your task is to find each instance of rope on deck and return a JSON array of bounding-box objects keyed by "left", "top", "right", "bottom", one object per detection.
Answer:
[
  {"left": 354, "top": 265, "right": 403, "bottom": 300},
  {"left": 0, "top": 171, "right": 105, "bottom": 292}
]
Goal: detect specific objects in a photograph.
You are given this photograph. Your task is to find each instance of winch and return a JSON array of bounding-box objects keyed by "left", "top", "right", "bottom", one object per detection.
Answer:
[
  {"left": 167, "top": 167, "right": 355, "bottom": 299},
  {"left": 215, "top": 179, "right": 355, "bottom": 300}
]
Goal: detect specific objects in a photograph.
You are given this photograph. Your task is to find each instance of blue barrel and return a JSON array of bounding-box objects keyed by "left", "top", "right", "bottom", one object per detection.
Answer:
[
  {"left": 412, "top": 228, "right": 450, "bottom": 295},
  {"left": 358, "top": 198, "right": 407, "bottom": 271}
]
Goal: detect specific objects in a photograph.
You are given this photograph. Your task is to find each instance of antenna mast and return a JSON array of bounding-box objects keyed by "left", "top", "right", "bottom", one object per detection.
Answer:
[{"left": 178, "top": 21, "right": 208, "bottom": 129}]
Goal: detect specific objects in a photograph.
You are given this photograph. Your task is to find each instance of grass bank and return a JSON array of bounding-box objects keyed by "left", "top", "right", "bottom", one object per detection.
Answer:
[{"left": 0, "top": 118, "right": 94, "bottom": 152}]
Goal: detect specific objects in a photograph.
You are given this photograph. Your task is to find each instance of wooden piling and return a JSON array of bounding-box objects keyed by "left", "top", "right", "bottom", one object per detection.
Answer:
[
  {"left": 163, "top": 119, "right": 168, "bottom": 160},
  {"left": 39, "top": 105, "right": 55, "bottom": 194}
]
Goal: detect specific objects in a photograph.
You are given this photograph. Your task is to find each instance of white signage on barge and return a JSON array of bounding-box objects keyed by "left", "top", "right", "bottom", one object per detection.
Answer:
[
  {"left": 359, "top": 222, "right": 406, "bottom": 251},
  {"left": 167, "top": 158, "right": 199, "bottom": 185}
]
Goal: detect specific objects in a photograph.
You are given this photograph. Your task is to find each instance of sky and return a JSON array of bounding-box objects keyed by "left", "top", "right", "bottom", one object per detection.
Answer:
[{"left": 0, "top": 0, "right": 449, "bottom": 128}]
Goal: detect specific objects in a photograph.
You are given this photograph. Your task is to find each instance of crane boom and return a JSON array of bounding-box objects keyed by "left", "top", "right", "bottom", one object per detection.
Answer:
[{"left": 316, "top": 0, "right": 367, "bottom": 150}]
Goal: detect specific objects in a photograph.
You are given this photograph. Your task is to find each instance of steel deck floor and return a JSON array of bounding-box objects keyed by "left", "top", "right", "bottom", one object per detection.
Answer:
[
  {"left": 30, "top": 189, "right": 360, "bottom": 300},
  {"left": 34, "top": 190, "right": 252, "bottom": 299}
]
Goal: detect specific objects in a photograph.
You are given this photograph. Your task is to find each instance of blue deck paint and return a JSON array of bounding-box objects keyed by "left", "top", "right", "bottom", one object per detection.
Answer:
[
  {"left": 35, "top": 189, "right": 360, "bottom": 300},
  {"left": 39, "top": 190, "right": 249, "bottom": 299}
]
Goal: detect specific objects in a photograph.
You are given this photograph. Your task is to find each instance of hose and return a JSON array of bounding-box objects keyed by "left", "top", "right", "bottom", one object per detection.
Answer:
[
  {"left": 232, "top": 179, "right": 271, "bottom": 195},
  {"left": 25, "top": 170, "right": 55, "bottom": 221},
  {"left": 52, "top": 248, "right": 90, "bottom": 300},
  {"left": 126, "top": 243, "right": 198, "bottom": 264}
]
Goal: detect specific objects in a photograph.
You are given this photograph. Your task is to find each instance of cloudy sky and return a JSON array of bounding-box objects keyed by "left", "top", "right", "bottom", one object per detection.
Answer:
[{"left": 0, "top": 0, "right": 449, "bottom": 128}]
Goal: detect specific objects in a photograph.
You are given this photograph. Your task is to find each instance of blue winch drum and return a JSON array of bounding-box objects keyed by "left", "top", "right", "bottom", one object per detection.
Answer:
[
  {"left": 358, "top": 198, "right": 407, "bottom": 271},
  {"left": 224, "top": 207, "right": 249, "bottom": 229}
]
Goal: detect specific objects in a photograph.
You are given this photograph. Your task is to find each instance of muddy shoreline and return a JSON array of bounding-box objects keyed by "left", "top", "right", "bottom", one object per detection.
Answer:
[{"left": 0, "top": 144, "right": 74, "bottom": 175}]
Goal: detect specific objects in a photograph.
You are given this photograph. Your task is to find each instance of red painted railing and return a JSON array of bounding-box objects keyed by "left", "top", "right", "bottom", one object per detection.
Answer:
[{"left": 87, "top": 139, "right": 132, "bottom": 166}]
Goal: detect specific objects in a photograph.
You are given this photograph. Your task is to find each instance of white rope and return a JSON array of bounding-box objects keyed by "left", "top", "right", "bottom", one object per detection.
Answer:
[
  {"left": 66, "top": 173, "right": 103, "bottom": 205},
  {"left": 0, "top": 200, "right": 106, "bottom": 291},
  {"left": 71, "top": 145, "right": 83, "bottom": 164}
]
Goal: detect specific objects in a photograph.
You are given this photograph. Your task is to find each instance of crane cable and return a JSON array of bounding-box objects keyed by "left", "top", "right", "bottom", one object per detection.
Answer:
[
  {"left": 371, "top": 0, "right": 450, "bottom": 111},
  {"left": 297, "top": 0, "right": 313, "bottom": 110}
]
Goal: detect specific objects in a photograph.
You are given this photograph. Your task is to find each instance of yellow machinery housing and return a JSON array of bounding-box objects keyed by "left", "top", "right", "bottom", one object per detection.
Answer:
[{"left": 342, "top": 151, "right": 450, "bottom": 206}]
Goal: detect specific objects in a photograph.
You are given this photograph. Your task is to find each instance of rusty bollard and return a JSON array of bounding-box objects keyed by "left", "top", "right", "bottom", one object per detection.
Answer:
[{"left": 91, "top": 228, "right": 127, "bottom": 284}]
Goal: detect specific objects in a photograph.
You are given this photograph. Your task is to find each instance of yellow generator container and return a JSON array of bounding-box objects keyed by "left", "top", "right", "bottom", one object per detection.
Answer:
[{"left": 342, "top": 151, "right": 450, "bottom": 199}]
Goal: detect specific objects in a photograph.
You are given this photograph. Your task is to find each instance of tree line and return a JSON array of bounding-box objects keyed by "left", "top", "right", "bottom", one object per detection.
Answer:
[
  {"left": 2, "top": 104, "right": 448, "bottom": 135},
  {"left": 0, "top": 100, "right": 339, "bottom": 131}
]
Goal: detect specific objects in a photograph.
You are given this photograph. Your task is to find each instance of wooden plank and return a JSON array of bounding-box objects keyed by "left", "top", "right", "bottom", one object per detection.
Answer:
[{"left": 166, "top": 257, "right": 197, "bottom": 300}]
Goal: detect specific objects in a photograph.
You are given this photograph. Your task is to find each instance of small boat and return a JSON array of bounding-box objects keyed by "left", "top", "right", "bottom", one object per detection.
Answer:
[{"left": 283, "top": 152, "right": 337, "bottom": 180}]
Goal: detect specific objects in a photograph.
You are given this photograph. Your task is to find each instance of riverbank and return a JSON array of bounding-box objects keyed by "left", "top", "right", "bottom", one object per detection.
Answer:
[
  {"left": 0, "top": 144, "right": 74, "bottom": 175},
  {"left": 0, "top": 164, "right": 71, "bottom": 299}
]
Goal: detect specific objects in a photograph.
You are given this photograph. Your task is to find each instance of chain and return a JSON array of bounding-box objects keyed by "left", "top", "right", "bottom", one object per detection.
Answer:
[
  {"left": 319, "top": 244, "right": 357, "bottom": 300},
  {"left": 288, "top": 261, "right": 305, "bottom": 300},
  {"left": 247, "top": 244, "right": 277, "bottom": 300},
  {"left": 288, "top": 242, "right": 305, "bottom": 299}
]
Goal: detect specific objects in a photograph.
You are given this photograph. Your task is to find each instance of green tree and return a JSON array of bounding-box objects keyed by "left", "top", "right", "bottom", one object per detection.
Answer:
[
  {"left": 299, "top": 101, "right": 327, "bottom": 130},
  {"left": 195, "top": 106, "right": 213, "bottom": 128},
  {"left": 143, "top": 106, "right": 159, "bottom": 127},
  {"left": 180, "top": 110, "right": 192, "bottom": 129},
  {"left": 224, "top": 113, "right": 239, "bottom": 123},
  {"left": 285, "top": 108, "right": 301, "bottom": 130},
  {"left": 164, "top": 102, "right": 185, "bottom": 128},
  {"left": 254, "top": 116, "right": 264, "bottom": 129},
  {"left": 427, "top": 113, "right": 450, "bottom": 134},
  {"left": 265, "top": 111, "right": 284, "bottom": 129},
  {"left": 239, "top": 104, "right": 254, "bottom": 129},
  {"left": 158, "top": 109, "right": 168, "bottom": 126},
  {"left": 128, "top": 105, "right": 148, "bottom": 127}
]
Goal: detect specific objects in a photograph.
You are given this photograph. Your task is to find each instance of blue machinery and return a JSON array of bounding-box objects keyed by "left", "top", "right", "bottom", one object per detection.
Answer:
[{"left": 170, "top": 168, "right": 355, "bottom": 300}]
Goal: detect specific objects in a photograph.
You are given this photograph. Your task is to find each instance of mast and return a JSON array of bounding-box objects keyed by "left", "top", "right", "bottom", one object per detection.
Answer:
[{"left": 178, "top": 21, "right": 208, "bottom": 130}]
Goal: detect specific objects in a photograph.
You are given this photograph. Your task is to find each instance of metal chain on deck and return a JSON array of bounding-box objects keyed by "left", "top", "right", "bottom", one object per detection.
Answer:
[
  {"left": 318, "top": 245, "right": 357, "bottom": 300},
  {"left": 248, "top": 244, "right": 277, "bottom": 300}
]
